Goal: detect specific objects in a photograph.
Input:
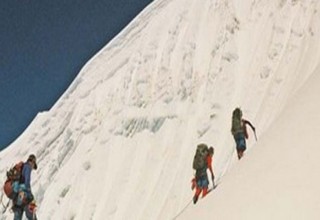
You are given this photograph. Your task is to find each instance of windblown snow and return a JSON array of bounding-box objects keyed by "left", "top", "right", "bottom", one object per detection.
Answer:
[{"left": 1, "top": 0, "right": 320, "bottom": 219}]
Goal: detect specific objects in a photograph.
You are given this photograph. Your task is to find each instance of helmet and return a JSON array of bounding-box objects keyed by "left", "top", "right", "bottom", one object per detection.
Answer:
[
  {"left": 208, "top": 147, "right": 214, "bottom": 155},
  {"left": 27, "top": 154, "right": 38, "bottom": 170}
]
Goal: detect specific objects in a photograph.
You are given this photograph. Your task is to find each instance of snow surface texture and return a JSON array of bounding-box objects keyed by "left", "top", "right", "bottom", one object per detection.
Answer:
[{"left": 1, "top": 0, "right": 320, "bottom": 219}]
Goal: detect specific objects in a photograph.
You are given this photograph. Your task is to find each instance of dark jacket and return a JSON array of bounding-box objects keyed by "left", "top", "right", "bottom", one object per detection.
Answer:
[{"left": 21, "top": 162, "right": 33, "bottom": 197}]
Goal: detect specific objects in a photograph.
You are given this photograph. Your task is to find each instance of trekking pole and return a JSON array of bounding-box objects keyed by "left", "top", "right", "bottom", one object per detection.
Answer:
[
  {"left": 1, "top": 192, "right": 10, "bottom": 214},
  {"left": 254, "top": 129, "right": 258, "bottom": 141},
  {"left": 0, "top": 192, "right": 4, "bottom": 207},
  {"left": 1, "top": 192, "right": 6, "bottom": 209}
]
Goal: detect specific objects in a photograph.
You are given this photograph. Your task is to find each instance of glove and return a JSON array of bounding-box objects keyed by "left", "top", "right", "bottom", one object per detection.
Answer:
[
  {"left": 191, "top": 178, "right": 196, "bottom": 190},
  {"left": 28, "top": 200, "right": 37, "bottom": 213}
]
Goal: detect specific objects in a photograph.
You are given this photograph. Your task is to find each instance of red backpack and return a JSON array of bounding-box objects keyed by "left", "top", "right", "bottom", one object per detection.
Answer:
[{"left": 3, "top": 161, "right": 24, "bottom": 199}]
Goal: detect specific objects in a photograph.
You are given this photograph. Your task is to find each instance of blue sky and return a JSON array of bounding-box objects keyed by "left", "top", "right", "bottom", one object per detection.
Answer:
[{"left": 0, "top": 0, "right": 152, "bottom": 150}]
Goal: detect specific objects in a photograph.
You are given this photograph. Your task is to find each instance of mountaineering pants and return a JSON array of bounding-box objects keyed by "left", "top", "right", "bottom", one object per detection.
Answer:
[
  {"left": 234, "top": 132, "right": 246, "bottom": 152},
  {"left": 194, "top": 174, "right": 209, "bottom": 198},
  {"left": 196, "top": 175, "right": 209, "bottom": 188},
  {"left": 13, "top": 205, "right": 37, "bottom": 220}
]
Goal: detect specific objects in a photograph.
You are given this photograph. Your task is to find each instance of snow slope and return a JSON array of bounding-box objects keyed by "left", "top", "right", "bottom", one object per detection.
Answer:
[
  {"left": 1, "top": 0, "right": 320, "bottom": 219},
  {"left": 180, "top": 64, "right": 320, "bottom": 220}
]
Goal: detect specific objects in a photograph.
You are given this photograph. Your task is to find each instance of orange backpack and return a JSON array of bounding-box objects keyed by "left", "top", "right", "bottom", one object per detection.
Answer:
[{"left": 3, "top": 161, "right": 24, "bottom": 199}]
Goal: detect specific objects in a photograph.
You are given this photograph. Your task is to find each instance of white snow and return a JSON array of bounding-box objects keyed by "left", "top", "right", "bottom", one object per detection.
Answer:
[{"left": 1, "top": 0, "right": 320, "bottom": 219}]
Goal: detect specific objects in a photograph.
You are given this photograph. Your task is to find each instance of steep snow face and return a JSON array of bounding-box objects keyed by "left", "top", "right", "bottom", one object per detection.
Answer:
[
  {"left": 1, "top": 0, "right": 320, "bottom": 219},
  {"left": 181, "top": 64, "right": 320, "bottom": 220}
]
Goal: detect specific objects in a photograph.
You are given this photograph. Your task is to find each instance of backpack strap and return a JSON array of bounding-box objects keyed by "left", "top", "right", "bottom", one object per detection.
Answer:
[{"left": 19, "top": 163, "right": 25, "bottom": 184}]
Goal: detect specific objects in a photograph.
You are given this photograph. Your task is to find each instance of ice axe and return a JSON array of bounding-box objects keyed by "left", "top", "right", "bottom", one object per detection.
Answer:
[{"left": 253, "top": 128, "right": 258, "bottom": 141}]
